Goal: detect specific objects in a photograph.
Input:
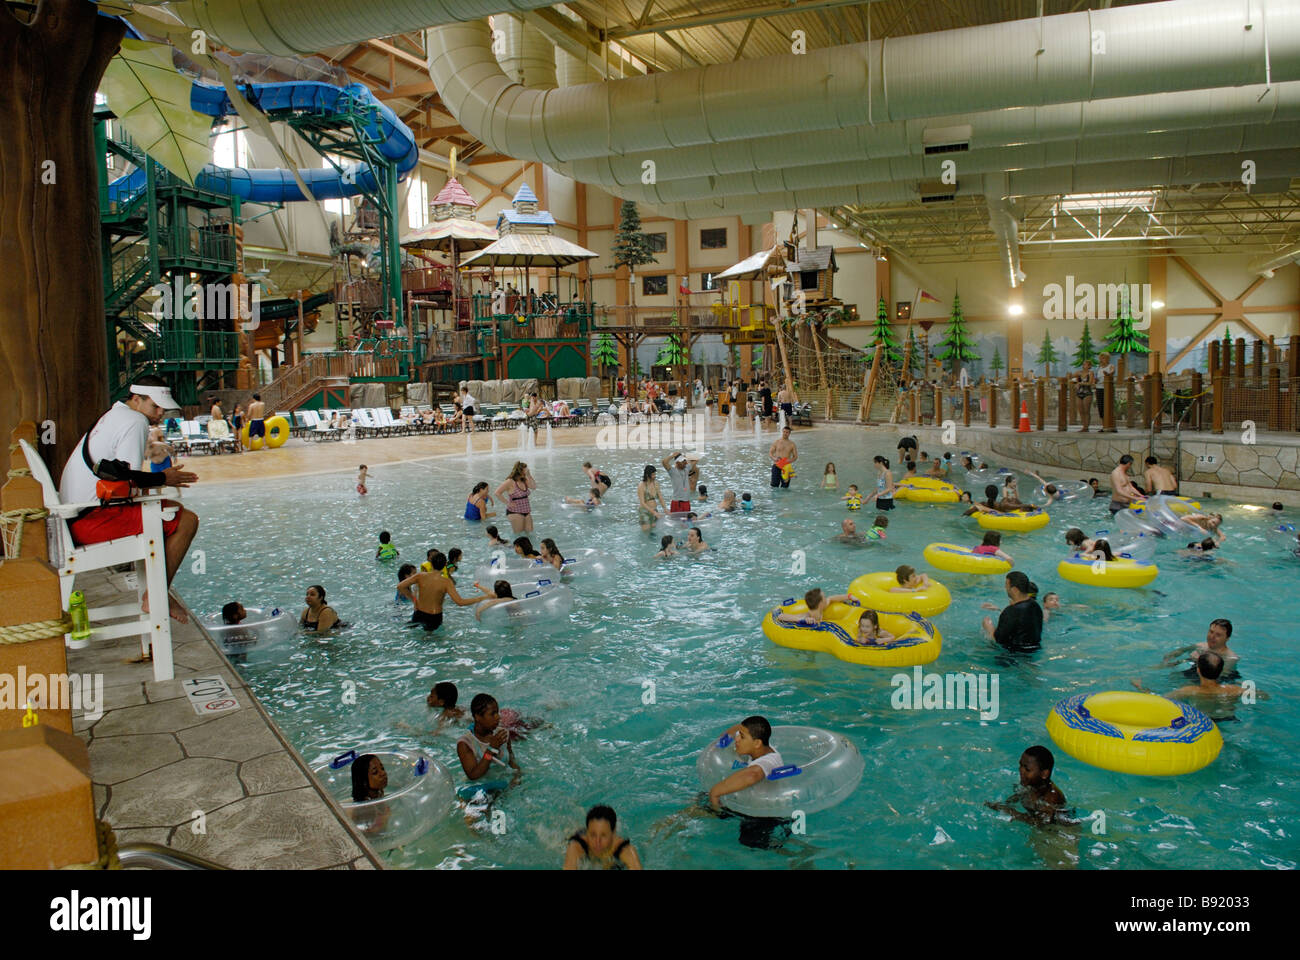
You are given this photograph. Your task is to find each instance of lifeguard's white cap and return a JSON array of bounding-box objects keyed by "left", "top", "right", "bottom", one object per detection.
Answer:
[{"left": 130, "top": 383, "right": 179, "bottom": 410}]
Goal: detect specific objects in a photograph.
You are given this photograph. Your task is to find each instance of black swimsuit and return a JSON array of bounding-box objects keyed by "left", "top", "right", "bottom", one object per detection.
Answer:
[
  {"left": 301, "top": 606, "right": 336, "bottom": 631},
  {"left": 569, "top": 832, "right": 631, "bottom": 869}
]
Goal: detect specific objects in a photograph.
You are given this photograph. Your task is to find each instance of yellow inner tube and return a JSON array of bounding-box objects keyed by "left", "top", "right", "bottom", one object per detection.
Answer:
[
  {"left": 848, "top": 571, "right": 951, "bottom": 617},
  {"left": 1133, "top": 496, "right": 1201, "bottom": 515},
  {"left": 895, "top": 478, "right": 960, "bottom": 504},
  {"left": 1057, "top": 555, "right": 1158, "bottom": 589},
  {"left": 977, "top": 509, "right": 1050, "bottom": 532},
  {"left": 923, "top": 542, "right": 1011, "bottom": 576},
  {"left": 762, "top": 600, "right": 942, "bottom": 667},
  {"left": 1046, "top": 691, "right": 1223, "bottom": 776},
  {"left": 241, "top": 415, "right": 291, "bottom": 450}
]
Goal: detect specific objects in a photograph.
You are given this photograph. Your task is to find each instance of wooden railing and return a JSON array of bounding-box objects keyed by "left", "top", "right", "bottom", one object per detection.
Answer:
[{"left": 260, "top": 352, "right": 352, "bottom": 410}]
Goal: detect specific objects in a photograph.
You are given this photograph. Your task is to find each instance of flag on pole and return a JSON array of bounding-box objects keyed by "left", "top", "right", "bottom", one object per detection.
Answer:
[{"left": 918, "top": 290, "right": 940, "bottom": 304}]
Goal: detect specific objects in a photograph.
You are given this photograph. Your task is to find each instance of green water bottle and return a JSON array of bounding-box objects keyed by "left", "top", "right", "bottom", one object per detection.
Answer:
[{"left": 68, "top": 590, "right": 91, "bottom": 641}]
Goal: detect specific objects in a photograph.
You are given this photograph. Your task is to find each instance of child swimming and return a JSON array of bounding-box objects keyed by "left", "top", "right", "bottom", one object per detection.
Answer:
[
  {"left": 842, "top": 484, "right": 862, "bottom": 510},
  {"left": 741, "top": 492, "right": 754, "bottom": 511},
  {"left": 972, "top": 531, "right": 1013, "bottom": 565},
  {"left": 854, "top": 609, "right": 895, "bottom": 646},
  {"left": 485, "top": 525, "right": 509, "bottom": 548},
  {"left": 985, "top": 745, "right": 1069, "bottom": 826},
  {"left": 457, "top": 693, "right": 519, "bottom": 782},
  {"left": 375, "top": 530, "right": 398, "bottom": 561},
  {"left": 866, "top": 515, "right": 889, "bottom": 540},
  {"left": 777, "top": 587, "right": 852, "bottom": 625},
  {"left": 655, "top": 535, "right": 677, "bottom": 558},
  {"left": 564, "top": 487, "right": 604, "bottom": 509},
  {"left": 719, "top": 490, "right": 738, "bottom": 512},
  {"left": 356, "top": 464, "right": 368, "bottom": 495},
  {"left": 890, "top": 565, "right": 931, "bottom": 592},
  {"left": 707, "top": 716, "right": 782, "bottom": 811},
  {"left": 395, "top": 563, "right": 416, "bottom": 603},
  {"left": 822, "top": 462, "right": 838, "bottom": 490}
]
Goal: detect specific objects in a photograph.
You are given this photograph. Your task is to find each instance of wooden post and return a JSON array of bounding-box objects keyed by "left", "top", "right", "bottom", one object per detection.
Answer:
[
  {"left": 988, "top": 382, "right": 998, "bottom": 429},
  {"left": 1009, "top": 380, "right": 1020, "bottom": 432},
  {"left": 1234, "top": 337, "right": 1246, "bottom": 376},
  {"left": 858, "top": 342, "right": 884, "bottom": 423},
  {"left": 1253, "top": 338, "right": 1264, "bottom": 379},
  {"left": 1268, "top": 367, "right": 1281, "bottom": 431},
  {"left": 1124, "top": 377, "right": 1136, "bottom": 429},
  {"left": 1036, "top": 378, "right": 1045, "bottom": 431},
  {"left": 935, "top": 384, "right": 944, "bottom": 428},
  {"left": 962, "top": 386, "right": 971, "bottom": 428},
  {"left": 1102, "top": 371, "right": 1116, "bottom": 432},
  {"left": 909, "top": 388, "right": 918, "bottom": 424},
  {"left": 1152, "top": 368, "right": 1164, "bottom": 433},
  {"left": 1211, "top": 369, "right": 1225, "bottom": 435},
  {"left": 296, "top": 290, "right": 306, "bottom": 363},
  {"left": 1057, "top": 377, "right": 1068, "bottom": 432}
]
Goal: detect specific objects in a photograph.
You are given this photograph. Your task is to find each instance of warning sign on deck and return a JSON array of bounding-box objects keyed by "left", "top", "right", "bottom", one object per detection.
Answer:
[{"left": 183, "top": 675, "right": 240, "bottom": 716}]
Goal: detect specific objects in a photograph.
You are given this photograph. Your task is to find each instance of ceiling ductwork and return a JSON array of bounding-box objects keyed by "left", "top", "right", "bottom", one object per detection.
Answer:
[
  {"left": 985, "top": 174, "right": 1024, "bottom": 290},
  {"left": 162, "top": 0, "right": 557, "bottom": 56},
  {"left": 1248, "top": 245, "right": 1300, "bottom": 276},
  {"left": 551, "top": 82, "right": 1300, "bottom": 190},
  {"left": 624, "top": 148, "right": 1300, "bottom": 219},
  {"left": 427, "top": 1, "right": 1300, "bottom": 167},
  {"left": 495, "top": 13, "right": 556, "bottom": 89}
]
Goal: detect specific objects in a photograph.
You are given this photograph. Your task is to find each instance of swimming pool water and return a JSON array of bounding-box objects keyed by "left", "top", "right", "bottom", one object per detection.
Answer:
[{"left": 174, "top": 424, "right": 1298, "bottom": 870}]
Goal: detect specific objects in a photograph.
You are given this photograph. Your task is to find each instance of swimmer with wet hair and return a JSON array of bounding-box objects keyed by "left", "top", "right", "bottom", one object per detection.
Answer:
[
  {"left": 985, "top": 746, "right": 1068, "bottom": 826},
  {"left": 835, "top": 517, "right": 866, "bottom": 543},
  {"left": 457, "top": 693, "right": 520, "bottom": 780},
  {"left": 396, "top": 564, "right": 416, "bottom": 603},
  {"left": 890, "top": 565, "right": 931, "bottom": 592},
  {"left": 655, "top": 535, "right": 678, "bottom": 558},
  {"left": 1135, "top": 651, "right": 1268, "bottom": 704},
  {"left": 351, "top": 753, "right": 387, "bottom": 803},
  {"left": 855, "top": 609, "right": 895, "bottom": 646},
  {"left": 707, "top": 716, "right": 781, "bottom": 810},
  {"left": 719, "top": 490, "right": 738, "bottom": 512},
  {"left": 221, "top": 601, "right": 246, "bottom": 625},
  {"left": 777, "top": 587, "right": 852, "bottom": 625},
  {"left": 563, "top": 805, "right": 643, "bottom": 870}
]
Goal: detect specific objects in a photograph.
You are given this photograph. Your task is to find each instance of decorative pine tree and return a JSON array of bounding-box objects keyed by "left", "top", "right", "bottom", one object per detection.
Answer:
[
  {"left": 1103, "top": 287, "right": 1150, "bottom": 358},
  {"left": 905, "top": 326, "right": 922, "bottom": 373},
  {"left": 611, "top": 200, "right": 658, "bottom": 311},
  {"left": 594, "top": 332, "right": 619, "bottom": 371},
  {"left": 989, "top": 346, "right": 1004, "bottom": 378},
  {"left": 1038, "top": 329, "right": 1060, "bottom": 378},
  {"left": 869, "top": 296, "right": 902, "bottom": 365},
  {"left": 1072, "top": 320, "right": 1099, "bottom": 368},
  {"left": 935, "top": 293, "right": 979, "bottom": 372},
  {"left": 654, "top": 331, "right": 688, "bottom": 367}
]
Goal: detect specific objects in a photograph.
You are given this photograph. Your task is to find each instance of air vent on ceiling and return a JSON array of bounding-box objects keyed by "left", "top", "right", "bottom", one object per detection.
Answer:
[
  {"left": 918, "top": 179, "right": 956, "bottom": 203},
  {"left": 922, "top": 124, "right": 972, "bottom": 156}
]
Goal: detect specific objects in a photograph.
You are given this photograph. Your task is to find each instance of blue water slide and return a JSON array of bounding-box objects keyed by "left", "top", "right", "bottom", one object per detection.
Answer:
[{"left": 108, "top": 77, "right": 417, "bottom": 205}]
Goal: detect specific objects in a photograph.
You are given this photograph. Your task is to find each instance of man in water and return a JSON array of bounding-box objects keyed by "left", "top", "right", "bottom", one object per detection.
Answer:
[
  {"left": 1134, "top": 651, "right": 1266, "bottom": 710},
  {"left": 1108, "top": 455, "right": 1146, "bottom": 516},
  {"left": 834, "top": 517, "right": 866, "bottom": 544},
  {"left": 397, "top": 551, "right": 491, "bottom": 631},
  {"left": 1161, "top": 618, "right": 1239, "bottom": 675},
  {"left": 1143, "top": 455, "right": 1178, "bottom": 496},
  {"left": 981, "top": 571, "right": 1043, "bottom": 653},
  {"left": 246, "top": 393, "right": 267, "bottom": 450},
  {"left": 661, "top": 450, "right": 694, "bottom": 514},
  {"left": 768, "top": 426, "right": 798, "bottom": 489}
]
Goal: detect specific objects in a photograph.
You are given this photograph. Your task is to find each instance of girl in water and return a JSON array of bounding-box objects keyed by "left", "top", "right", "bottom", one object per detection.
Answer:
[
  {"left": 513, "top": 537, "right": 541, "bottom": 560},
  {"left": 637, "top": 464, "right": 667, "bottom": 529},
  {"left": 822, "top": 462, "right": 838, "bottom": 490},
  {"left": 583, "top": 461, "right": 613, "bottom": 494},
  {"left": 496, "top": 462, "right": 536, "bottom": 534},
  {"left": 356, "top": 465, "right": 369, "bottom": 496},
  {"left": 864, "top": 456, "right": 896, "bottom": 511},
  {"left": 300, "top": 585, "right": 340, "bottom": 632},
  {"left": 855, "top": 610, "right": 896, "bottom": 646},
  {"left": 465, "top": 482, "right": 496, "bottom": 522},
  {"left": 539, "top": 538, "right": 566, "bottom": 571}
]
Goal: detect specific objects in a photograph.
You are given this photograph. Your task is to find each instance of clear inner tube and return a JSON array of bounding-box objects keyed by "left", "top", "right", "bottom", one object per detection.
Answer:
[
  {"left": 312, "top": 749, "right": 453, "bottom": 851},
  {"left": 1088, "top": 529, "right": 1158, "bottom": 562},
  {"left": 1038, "top": 480, "right": 1091, "bottom": 503},
  {"left": 1115, "top": 508, "right": 1165, "bottom": 538},
  {"left": 475, "top": 547, "right": 613, "bottom": 583},
  {"left": 696, "top": 725, "right": 865, "bottom": 818},
  {"left": 477, "top": 583, "right": 574, "bottom": 624},
  {"left": 200, "top": 605, "right": 296, "bottom": 657},
  {"left": 1142, "top": 495, "right": 1205, "bottom": 539}
]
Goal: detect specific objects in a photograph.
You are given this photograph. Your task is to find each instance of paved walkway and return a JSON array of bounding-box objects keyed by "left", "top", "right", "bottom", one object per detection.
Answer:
[{"left": 68, "top": 571, "right": 381, "bottom": 870}]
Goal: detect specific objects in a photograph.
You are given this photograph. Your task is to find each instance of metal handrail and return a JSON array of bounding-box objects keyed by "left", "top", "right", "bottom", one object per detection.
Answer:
[{"left": 117, "top": 843, "right": 229, "bottom": 870}]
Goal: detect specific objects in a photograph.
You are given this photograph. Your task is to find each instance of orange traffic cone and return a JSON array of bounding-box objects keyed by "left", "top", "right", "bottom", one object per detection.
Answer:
[{"left": 1018, "top": 400, "right": 1032, "bottom": 433}]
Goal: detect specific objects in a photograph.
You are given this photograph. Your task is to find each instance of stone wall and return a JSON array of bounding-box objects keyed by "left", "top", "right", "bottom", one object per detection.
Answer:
[{"left": 846, "top": 423, "right": 1300, "bottom": 506}]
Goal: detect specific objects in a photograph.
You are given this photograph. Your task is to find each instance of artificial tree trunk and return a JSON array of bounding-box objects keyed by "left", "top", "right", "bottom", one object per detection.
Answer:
[{"left": 0, "top": 0, "right": 124, "bottom": 475}]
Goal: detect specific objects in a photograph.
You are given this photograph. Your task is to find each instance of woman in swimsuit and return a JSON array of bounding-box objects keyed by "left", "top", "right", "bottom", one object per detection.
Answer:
[
  {"left": 495, "top": 461, "right": 536, "bottom": 534},
  {"left": 300, "top": 584, "right": 339, "bottom": 632},
  {"left": 637, "top": 464, "right": 667, "bottom": 529},
  {"left": 563, "top": 805, "right": 642, "bottom": 870},
  {"left": 465, "top": 481, "right": 496, "bottom": 522},
  {"left": 865, "top": 456, "right": 896, "bottom": 511}
]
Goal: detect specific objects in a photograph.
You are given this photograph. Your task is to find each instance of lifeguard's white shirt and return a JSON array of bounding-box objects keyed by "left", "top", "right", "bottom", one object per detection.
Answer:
[
  {"left": 59, "top": 402, "right": 150, "bottom": 504},
  {"left": 746, "top": 750, "right": 784, "bottom": 779}
]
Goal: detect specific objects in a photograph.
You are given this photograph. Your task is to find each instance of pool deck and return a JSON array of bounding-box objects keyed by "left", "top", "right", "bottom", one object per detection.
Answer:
[{"left": 69, "top": 571, "right": 382, "bottom": 870}]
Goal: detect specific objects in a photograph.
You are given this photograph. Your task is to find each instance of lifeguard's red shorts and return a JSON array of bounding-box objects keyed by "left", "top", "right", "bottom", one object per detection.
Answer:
[{"left": 69, "top": 504, "right": 182, "bottom": 545}]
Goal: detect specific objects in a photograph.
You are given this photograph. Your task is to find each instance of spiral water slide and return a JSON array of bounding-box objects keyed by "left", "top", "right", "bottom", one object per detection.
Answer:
[{"left": 107, "top": 0, "right": 558, "bottom": 204}]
